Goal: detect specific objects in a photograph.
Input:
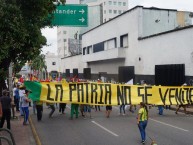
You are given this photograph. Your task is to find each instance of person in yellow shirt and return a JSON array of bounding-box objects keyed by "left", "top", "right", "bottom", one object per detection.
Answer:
[{"left": 137, "top": 102, "right": 148, "bottom": 144}]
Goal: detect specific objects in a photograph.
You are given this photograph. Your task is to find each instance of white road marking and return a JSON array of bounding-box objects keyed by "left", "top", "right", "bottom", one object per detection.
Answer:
[
  {"left": 91, "top": 121, "right": 119, "bottom": 137},
  {"left": 150, "top": 118, "right": 189, "bottom": 132}
]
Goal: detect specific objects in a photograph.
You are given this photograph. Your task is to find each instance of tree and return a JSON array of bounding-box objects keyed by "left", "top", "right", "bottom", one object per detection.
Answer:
[
  {"left": 31, "top": 54, "right": 47, "bottom": 80},
  {"left": 0, "top": 0, "right": 56, "bottom": 93}
]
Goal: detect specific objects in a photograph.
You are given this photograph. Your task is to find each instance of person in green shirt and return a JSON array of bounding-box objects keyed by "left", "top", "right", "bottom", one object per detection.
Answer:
[{"left": 137, "top": 102, "right": 148, "bottom": 144}]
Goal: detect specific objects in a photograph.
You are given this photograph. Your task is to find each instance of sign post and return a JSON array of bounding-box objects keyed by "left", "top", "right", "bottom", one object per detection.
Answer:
[{"left": 52, "top": 4, "right": 88, "bottom": 27}]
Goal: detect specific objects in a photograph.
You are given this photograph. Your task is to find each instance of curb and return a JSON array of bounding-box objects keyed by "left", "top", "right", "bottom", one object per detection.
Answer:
[{"left": 29, "top": 116, "right": 42, "bottom": 145}]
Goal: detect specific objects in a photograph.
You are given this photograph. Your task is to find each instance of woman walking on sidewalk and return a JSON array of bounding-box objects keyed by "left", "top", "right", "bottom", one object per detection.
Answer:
[
  {"left": 22, "top": 90, "right": 31, "bottom": 125},
  {"left": 137, "top": 102, "right": 148, "bottom": 144}
]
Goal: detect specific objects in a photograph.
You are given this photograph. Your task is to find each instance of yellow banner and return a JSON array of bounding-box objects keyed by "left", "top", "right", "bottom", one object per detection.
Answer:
[{"left": 38, "top": 82, "right": 193, "bottom": 105}]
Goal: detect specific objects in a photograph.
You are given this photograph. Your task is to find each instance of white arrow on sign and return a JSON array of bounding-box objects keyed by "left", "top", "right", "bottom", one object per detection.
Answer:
[
  {"left": 79, "top": 17, "right": 85, "bottom": 22},
  {"left": 79, "top": 9, "right": 85, "bottom": 14}
]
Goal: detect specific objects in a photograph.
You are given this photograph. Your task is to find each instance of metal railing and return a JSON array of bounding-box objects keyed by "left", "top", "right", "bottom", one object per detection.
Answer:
[{"left": 0, "top": 128, "right": 16, "bottom": 145}]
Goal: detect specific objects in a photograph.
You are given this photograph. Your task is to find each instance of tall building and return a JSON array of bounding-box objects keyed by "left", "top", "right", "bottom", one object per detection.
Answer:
[
  {"left": 57, "top": 0, "right": 129, "bottom": 58},
  {"left": 100, "top": 0, "right": 128, "bottom": 22}
]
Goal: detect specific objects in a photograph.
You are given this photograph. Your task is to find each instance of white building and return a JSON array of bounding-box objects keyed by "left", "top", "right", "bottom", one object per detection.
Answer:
[
  {"left": 45, "top": 52, "right": 61, "bottom": 74},
  {"left": 58, "top": 0, "right": 128, "bottom": 70},
  {"left": 62, "top": 6, "right": 193, "bottom": 85},
  {"left": 100, "top": 0, "right": 128, "bottom": 22}
]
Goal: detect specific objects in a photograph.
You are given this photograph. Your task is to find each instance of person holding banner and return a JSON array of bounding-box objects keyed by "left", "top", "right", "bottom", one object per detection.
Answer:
[
  {"left": 48, "top": 103, "right": 55, "bottom": 118},
  {"left": 119, "top": 104, "right": 126, "bottom": 115},
  {"left": 137, "top": 102, "right": 148, "bottom": 144},
  {"left": 70, "top": 103, "right": 79, "bottom": 120},
  {"left": 106, "top": 105, "right": 112, "bottom": 118}
]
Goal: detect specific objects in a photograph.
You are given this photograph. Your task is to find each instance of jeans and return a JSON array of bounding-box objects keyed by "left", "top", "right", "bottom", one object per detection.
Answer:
[
  {"left": 22, "top": 107, "right": 29, "bottom": 124},
  {"left": 158, "top": 105, "right": 164, "bottom": 115},
  {"left": 138, "top": 120, "right": 148, "bottom": 141},
  {"left": 120, "top": 105, "right": 125, "bottom": 114}
]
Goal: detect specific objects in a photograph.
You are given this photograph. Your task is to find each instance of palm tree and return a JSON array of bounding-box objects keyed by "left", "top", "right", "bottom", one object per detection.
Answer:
[{"left": 31, "top": 54, "right": 47, "bottom": 80}]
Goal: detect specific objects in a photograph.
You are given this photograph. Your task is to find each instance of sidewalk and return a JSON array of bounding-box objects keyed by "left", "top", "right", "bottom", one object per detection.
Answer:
[{"left": 2, "top": 111, "right": 36, "bottom": 145}]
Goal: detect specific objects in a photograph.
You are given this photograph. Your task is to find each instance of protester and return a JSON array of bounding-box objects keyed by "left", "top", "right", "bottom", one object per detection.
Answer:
[
  {"left": 158, "top": 105, "right": 164, "bottom": 115},
  {"left": 70, "top": 103, "right": 79, "bottom": 120},
  {"left": 175, "top": 105, "right": 187, "bottom": 114},
  {"left": 119, "top": 104, "right": 126, "bottom": 115},
  {"left": 0, "top": 90, "right": 12, "bottom": 129},
  {"left": 106, "top": 105, "right": 112, "bottom": 118},
  {"left": 84, "top": 105, "right": 93, "bottom": 119},
  {"left": 49, "top": 103, "right": 55, "bottom": 118},
  {"left": 36, "top": 101, "right": 43, "bottom": 121},
  {"left": 59, "top": 103, "right": 66, "bottom": 114},
  {"left": 79, "top": 104, "right": 85, "bottom": 117},
  {"left": 19, "top": 85, "right": 25, "bottom": 116},
  {"left": 22, "top": 90, "right": 31, "bottom": 125},
  {"left": 137, "top": 102, "right": 148, "bottom": 144},
  {"left": 176, "top": 83, "right": 188, "bottom": 115},
  {"left": 33, "top": 101, "right": 36, "bottom": 114},
  {"left": 95, "top": 105, "right": 100, "bottom": 112},
  {"left": 13, "top": 85, "right": 20, "bottom": 111}
]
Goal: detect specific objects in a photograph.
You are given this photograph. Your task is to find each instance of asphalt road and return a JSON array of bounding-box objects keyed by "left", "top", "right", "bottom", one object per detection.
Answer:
[{"left": 30, "top": 105, "right": 193, "bottom": 145}]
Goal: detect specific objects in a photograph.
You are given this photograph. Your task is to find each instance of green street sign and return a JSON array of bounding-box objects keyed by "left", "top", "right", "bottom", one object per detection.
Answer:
[{"left": 52, "top": 4, "right": 88, "bottom": 27}]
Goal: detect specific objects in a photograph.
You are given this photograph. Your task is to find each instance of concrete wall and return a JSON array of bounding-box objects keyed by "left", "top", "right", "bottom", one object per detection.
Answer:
[
  {"left": 141, "top": 9, "right": 193, "bottom": 37},
  {"left": 61, "top": 55, "right": 86, "bottom": 73},
  {"left": 137, "top": 27, "right": 193, "bottom": 76},
  {"left": 45, "top": 52, "right": 61, "bottom": 73}
]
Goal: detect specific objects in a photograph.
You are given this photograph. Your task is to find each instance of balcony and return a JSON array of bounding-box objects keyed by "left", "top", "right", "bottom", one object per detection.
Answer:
[{"left": 82, "top": 47, "right": 127, "bottom": 62}]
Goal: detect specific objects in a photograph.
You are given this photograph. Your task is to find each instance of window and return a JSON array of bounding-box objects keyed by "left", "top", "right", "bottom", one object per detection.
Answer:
[
  {"left": 93, "top": 42, "right": 104, "bottom": 53},
  {"left": 87, "top": 46, "right": 92, "bottom": 54},
  {"left": 123, "top": 2, "right": 126, "bottom": 6},
  {"left": 120, "top": 34, "right": 128, "bottom": 48},
  {"left": 118, "top": 10, "right": 122, "bottom": 14},
  {"left": 63, "top": 39, "right": 67, "bottom": 42},
  {"left": 113, "top": 1, "right": 117, "bottom": 5},
  {"left": 63, "top": 31, "right": 67, "bottom": 34},
  {"left": 104, "top": 38, "right": 117, "bottom": 50},
  {"left": 104, "top": 10, "right": 106, "bottom": 14},
  {"left": 52, "top": 62, "right": 56, "bottom": 65},
  {"left": 114, "top": 10, "right": 117, "bottom": 14},
  {"left": 118, "top": 2, "right": 121, "bottom": 6},
  {"left": 83, "top": 47, "right": 86, "bottom": 55},
  {"left": 109, "top": 10, "right": 112, "bottom": 14},
  {"left": 108, "top": 1, "right": 112, "bottom": 5}
]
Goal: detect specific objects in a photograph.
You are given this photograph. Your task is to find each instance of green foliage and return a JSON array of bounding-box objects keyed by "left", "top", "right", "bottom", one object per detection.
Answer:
[
  {"left": 0, "top": 0, "right": 56, "bottom": 80},
  {"left": 31, "top": 54, "right": 47, "bottom": 71}
]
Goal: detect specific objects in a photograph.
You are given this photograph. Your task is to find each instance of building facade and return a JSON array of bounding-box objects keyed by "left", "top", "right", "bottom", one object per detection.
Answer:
[
  {"left": 58, "top": 0, "right": 129, "bottom": 71},
  {"left": 62, "top": 6, "right": 193, "bottom": 85}
]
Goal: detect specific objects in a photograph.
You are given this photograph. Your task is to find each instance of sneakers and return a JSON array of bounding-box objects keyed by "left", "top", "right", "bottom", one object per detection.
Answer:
[{"left": 141, "top": 140, "right": 145, "bottom": 144}]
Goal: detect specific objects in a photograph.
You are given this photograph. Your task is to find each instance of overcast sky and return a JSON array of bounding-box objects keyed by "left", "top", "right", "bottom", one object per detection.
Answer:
[{"left": 41, "top": 0, "right": 193, "bottom": 55}]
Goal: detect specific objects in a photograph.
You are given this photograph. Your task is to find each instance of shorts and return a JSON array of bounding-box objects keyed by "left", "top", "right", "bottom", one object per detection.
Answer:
[
  {"left": 84, "top": 105, "right": 91, "bottom": 112},
  {"left": 106, "top": 105, "right": 112, "bottom": 111}
]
